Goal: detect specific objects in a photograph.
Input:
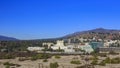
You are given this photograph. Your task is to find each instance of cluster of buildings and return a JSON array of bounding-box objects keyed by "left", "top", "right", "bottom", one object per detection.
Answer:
[
  {"left": 27, "top": 40, "right": 100, "bottom": 53},
  {"left": 27, "top": 39, "right": 120, "bottom": 54},
  {"left": 50, "top": 40, "right": 94, "bottom": 53},
  {"left": 99, "top": 40, "right": 120, "bottom": 53}
]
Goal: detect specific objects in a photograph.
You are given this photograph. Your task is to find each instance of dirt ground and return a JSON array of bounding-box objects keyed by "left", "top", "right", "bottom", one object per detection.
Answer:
[
  {"left": 0, "top": 55, "right": 120, "bottom": 68},
  {"left": 0, "top": 55, "right": 81, "bottom": 68}
]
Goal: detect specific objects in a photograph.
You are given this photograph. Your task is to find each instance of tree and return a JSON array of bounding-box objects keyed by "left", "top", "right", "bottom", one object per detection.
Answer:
[{"left": 50, "top": 62, "right": 59, "bottom": 68}]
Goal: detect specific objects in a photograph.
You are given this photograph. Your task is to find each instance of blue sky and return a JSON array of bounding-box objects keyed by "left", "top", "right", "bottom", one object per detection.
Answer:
[{"left": 0, "top": 0, "right": 120, "bottom": 40}]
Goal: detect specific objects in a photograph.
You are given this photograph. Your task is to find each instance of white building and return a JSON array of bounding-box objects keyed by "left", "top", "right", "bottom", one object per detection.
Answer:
[
  {"left": 78, "top": 43, "right": 94, "bottom": 53},
  {"left": 51, "top": 40, "right": 67, "bottom": 50},
  {"left": 104, "top": 40, "right": 118, "bottom": 47},
  {"left": 50, "top": 40, "right": 94, "bottom": 53},
  {"left": 64, "top": 45, "right": 75, "bottom": 53},
  {"left": 27, "top": 47, "right": 44, "bottom": 51}
]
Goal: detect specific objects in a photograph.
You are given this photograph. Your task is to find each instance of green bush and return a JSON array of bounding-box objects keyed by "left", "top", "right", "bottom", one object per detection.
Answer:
[
  {"left": 89, "top": 56, "right": 98, "bottom": 60},
  {"left": 31, "top": 56, "right": 37, "bottom": 61},
  {"left": 4, "top": 62, "right": 17, "bottom": 66},
  {"left": 99, "top": 57, "right": 120, "bottom": 65},
  {"left": 31, "top": 54, "right": 52, "bottom": 61},
  {"left": 76, "top": 65, "right": 95, "bottom": 68},
  {"left": 104, "top": 57, "right": 111, "bottom": 63},
  {"left": 3, "top": 62, "right": 9, "bottom": 65},
  {"left": 3, "top": 62, "right": 14, "bottom": 66},
  {"left": 4, "top": 54, "right": 15, "bottom": 59},
  {"left": 50, "top": 62, "right": 59, "bottom": 68},
  {"left": 42, "top": 54, "right": 52, "bottom": 59},
  {"left": 54, "top": 55, "right": 61, "bottom": 59},
  {"left": 18, "top": 57, "right": 29, "bottom": 61},
  {"left": 90, "top": 55, "right": 99, "bottom": 65},
  {"left": 70, "top": 60, "right": 81, "bottom": 64},
  {"left": 5, "top": 65, "right": 10, "bottom": 68},
  {"left": 43, "top": 59, "right": 48, "bottom": 62},
  {"left": 91, "top": 60, "right": 98, "bottom": 65},
  {"left": 3, "top": 62, "right": 21, "bottom": 68},
  {"left": 111, "top": 57, "right": 120, "bottom": 64},
  {"left": 93, "top": 56, "right": 99, "bottom": 60}
]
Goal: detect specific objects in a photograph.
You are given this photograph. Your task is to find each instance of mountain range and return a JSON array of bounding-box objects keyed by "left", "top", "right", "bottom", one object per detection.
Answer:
[
  {"left": 62, "top": 28, "right": 120, "bottom": 39},
  {"left": 0, "top": 28, "right": 120, "bottom": 41},
  {"left": 0, "top": 35, "right": 18, "bottom": 41}
]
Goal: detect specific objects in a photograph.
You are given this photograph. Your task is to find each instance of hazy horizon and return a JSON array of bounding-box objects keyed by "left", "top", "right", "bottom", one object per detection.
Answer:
[{"left": 1, "top": 0, "right": 120, "bottom": 40}]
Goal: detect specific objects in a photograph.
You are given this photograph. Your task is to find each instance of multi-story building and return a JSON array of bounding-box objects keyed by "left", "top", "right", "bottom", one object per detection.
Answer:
[{"left": 51, "top": 40, "right": 67, "bottom": 50}]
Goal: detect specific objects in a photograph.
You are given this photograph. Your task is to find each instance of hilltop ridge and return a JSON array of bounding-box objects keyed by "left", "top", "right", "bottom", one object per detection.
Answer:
[
  {"left": 62, "top": 28, "right": 120, "bottom": 40},
  {"left": 0, "top": 35, "right": 18, "bottom": 41}
]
